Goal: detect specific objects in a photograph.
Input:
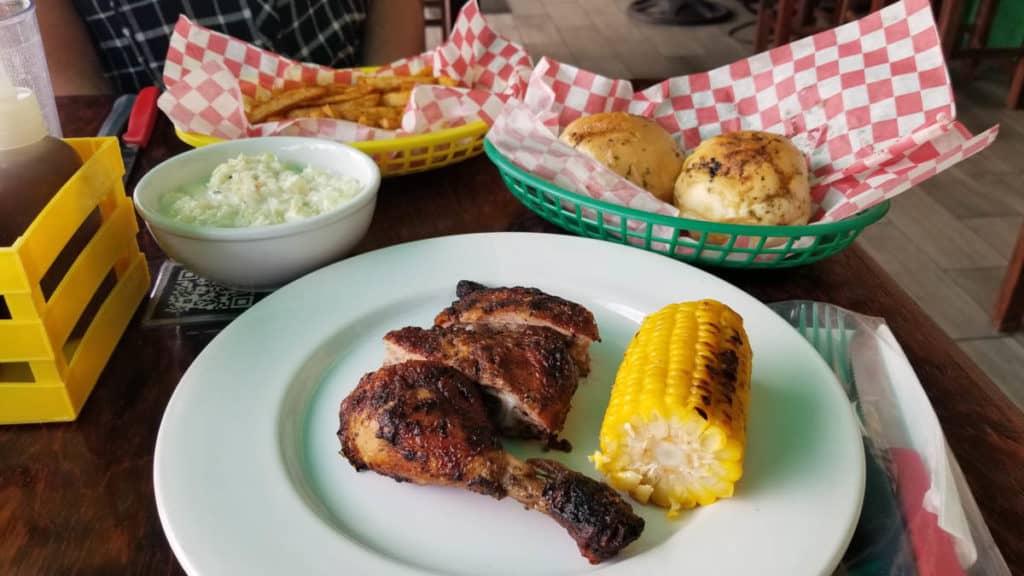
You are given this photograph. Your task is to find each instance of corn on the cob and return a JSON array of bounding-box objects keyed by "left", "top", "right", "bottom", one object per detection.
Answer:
[{"left": 591, "top": 299, "right": 751, "bottom": 517}]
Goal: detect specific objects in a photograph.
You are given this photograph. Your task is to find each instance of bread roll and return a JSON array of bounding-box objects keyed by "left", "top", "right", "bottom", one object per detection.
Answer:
[
  {"left": 559, "top": 112, "right": 684, "bottom": 203},
  {"left": 674, "top": 131, "right": 811, "bottom": 241}
]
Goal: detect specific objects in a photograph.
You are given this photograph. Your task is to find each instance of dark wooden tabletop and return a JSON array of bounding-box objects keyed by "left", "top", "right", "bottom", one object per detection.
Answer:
[{"left": 1, "top": 96, "right": 1021, "bottom": 575}]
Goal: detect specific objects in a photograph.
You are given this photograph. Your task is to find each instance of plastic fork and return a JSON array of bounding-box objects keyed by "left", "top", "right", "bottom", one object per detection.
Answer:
[{"left": 772, "top": 301, "right": 965, "bottom": 576}]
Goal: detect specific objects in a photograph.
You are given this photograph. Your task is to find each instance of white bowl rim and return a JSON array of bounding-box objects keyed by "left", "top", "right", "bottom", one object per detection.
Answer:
[{"left": 133, "top": 136, "right": 381, "bottom": 241}]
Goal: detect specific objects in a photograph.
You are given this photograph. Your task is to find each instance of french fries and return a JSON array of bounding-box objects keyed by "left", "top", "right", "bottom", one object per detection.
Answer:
[
  {"left": 357, "top": 76, "right": 438, "bottom": 91},
  {"left": 248, "top": 86, "right": 327, "bottom": 123},
  {"left": 309, "top": 85, "right": 376, "bottom": 106},
  {"left": 381, "top": 90, "right": 412, "bottom": 108},
  {"left": 243, "top": 67, "right": 462, "bottom": 129},
  {"left": 284, "top": 104, "right": 332, "bottom": 120}
]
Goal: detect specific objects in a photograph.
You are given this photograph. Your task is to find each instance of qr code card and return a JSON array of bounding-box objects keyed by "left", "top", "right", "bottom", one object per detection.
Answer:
[{"left": 141, "top": 261, "right": 269, "bottom": 327}]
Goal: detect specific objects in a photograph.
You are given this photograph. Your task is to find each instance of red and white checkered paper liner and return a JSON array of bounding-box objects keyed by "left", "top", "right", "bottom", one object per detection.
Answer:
[
  {"left": 487, "top": 0, "right": 998, "bottom": 257},
  {"left": 157, "top": 0, "right": 531, "bottom": 142}
]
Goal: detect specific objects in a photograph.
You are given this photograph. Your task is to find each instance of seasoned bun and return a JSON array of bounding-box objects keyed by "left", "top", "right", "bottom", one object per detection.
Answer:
[
  {"left": 559, "top": 112, "right": 684, "bottom": 203},
  {"left": 674, "top": 131, "right": 811, "bottom": 237}
]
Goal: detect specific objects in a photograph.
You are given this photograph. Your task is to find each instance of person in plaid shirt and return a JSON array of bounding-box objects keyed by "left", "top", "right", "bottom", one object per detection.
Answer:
[{"left": 40, "top": 0, "right": 425, "bottom": 95}]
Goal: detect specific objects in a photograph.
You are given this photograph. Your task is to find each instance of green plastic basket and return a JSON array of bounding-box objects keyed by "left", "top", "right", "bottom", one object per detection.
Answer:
[{"left": 484, "top": 140, "right": 889, "bottom": 269}]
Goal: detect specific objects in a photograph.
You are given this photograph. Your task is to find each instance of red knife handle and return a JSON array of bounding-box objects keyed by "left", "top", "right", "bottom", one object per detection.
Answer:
[
  {"left": 123, "top": 86, "right": 159, "bottom": 146},
  {"left": 890, "top": 447, "right": 966, "bottom": 576}
]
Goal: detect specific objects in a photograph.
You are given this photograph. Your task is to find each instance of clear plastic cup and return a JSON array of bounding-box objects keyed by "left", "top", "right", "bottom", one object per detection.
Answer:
[{"left": 0, "top": 0, "right": 61, "bottom": 137}]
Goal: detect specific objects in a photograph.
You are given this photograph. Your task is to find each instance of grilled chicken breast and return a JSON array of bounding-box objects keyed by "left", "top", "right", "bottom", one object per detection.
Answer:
[
  {"left": 338, "top": 361, "right": 644, "bottom": 563},
  {"left": 434, "top": 281, "right": 600, "bottom": 376},
  {"left": 383, "top": 325, "right": 579, "bottom": 444}
]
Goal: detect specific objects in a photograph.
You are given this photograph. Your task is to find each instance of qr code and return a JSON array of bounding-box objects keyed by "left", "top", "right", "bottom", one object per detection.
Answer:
[
  {"left": 143, "top": 261, "right": 267, "bottom": 327},
  {"left": 166, "top": 269, "right": 256, "bottom": 313}
]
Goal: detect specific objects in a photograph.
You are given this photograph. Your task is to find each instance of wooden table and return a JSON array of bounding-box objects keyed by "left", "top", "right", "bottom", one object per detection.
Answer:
[{"left": 1, "top": 96, "right": 1022, "bottom": 574}]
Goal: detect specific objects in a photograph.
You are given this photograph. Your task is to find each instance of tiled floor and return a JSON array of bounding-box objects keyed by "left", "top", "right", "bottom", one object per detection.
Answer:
[{"left": 481, "top": 0, "right": 1024, "bottom": 411}]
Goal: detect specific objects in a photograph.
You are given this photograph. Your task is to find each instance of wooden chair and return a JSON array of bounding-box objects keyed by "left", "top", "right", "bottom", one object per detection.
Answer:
[
  {"left": 993, "top": 224, "right": 1024, "bottom": 331},
  {"left": 926, "top": 1, "right": 1017, "bottom": 109},
  {"left": 754, "top": 0, "right": 893, "bottom": 53},
  {"left": 938, "top": 0, "right": 1024, "bottom": 109}
]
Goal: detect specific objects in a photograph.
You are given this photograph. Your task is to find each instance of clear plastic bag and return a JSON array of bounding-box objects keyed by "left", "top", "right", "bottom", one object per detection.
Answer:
[{"left": 768, "top": 301, "right": 1010, "bottom": 576}]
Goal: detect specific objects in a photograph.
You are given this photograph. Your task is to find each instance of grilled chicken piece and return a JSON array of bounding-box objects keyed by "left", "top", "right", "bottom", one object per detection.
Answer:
[
  {"left": 434, "top": 281, "right": 600, "bottom": 376},
  {"left": 383, "top": 325, "right": 578, "bottom": 444},
  {"left": 338, "top": 361, "right": 644, "bottom": 563},
  {"left": 339, "top": 360, "right": 504, "bottom": 495},
  {"left": 501, "top": 456, "right": 645, "bottom": 564}
]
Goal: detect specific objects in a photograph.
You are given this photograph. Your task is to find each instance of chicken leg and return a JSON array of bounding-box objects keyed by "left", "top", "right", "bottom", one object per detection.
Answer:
[{"left": 338, "top": 361, "right": 644, "bottom": 563}]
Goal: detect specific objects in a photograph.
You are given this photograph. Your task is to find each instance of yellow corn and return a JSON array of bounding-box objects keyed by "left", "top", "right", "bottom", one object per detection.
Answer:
[{"left": 591, "top": 299, "right": 752, "bottom": 517}]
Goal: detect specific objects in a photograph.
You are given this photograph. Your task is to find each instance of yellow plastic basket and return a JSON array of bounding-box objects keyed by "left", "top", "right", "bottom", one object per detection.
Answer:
[
  {"left": 176, "top": 119, "right": 488, "bottom": 177},
  {"left": 175, "top": 65, "right": 488, "bottom": 176},
  {"left": 0, "top": 137, "right": 150, "bottom": 424}
]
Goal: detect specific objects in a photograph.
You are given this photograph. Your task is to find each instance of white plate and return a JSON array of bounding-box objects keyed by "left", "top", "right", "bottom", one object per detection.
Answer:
[{"left": 155, "top": 233, "right": 865, "bottom": 576}]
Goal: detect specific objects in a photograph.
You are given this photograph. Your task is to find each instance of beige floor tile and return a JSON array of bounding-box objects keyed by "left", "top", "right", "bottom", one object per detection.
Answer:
[
  {"left": 559, "top": 26, "right": 612, "bottom": 59},
  {"left": 613, "top": 47, "right": 697, "bottom": 79},
  {"left": 957, "top": 89, "right": 1024, "bottom": 136},
  {"left": 689, "top": 43, "right": 750, "bottom": 72},
  {"left": 516, "top": 14, "right": 565, "bottom": 45},
  {"left": 506, "top": 0, "right": 546, "bottom": 16},
  {"left": 949, "top": 77, "right": 1023, "bottom": 165},
  {"left": 886, "top": 188, "right": 1004, "bottom": 269},
  {"left": 957, "top": 153, "right": 1023, "bottom": 185},
  {"left": 959, "top": 338, "right": 1024, "bottom": 412},
  {"left": 485, "top": 13, "right": 522, "bottom": 42},
  {"left": 884, "top": 269, "right": 998, "bottom": 340},
  {"left": 501, "top": 25, "right": 523, "bottom": 44},
  {"left": 952, "top": 169, "right": 1024, "bottom": 216},
  {"left": 564, "top": 53, "right": 631, "bottom": 79},
  {"left": 995, "top": 113, "right": 1024, "bottom": 141},
  {"left": 855, "top": 222, "right": 997, "bottom": 339},
  {"left": 856, "top": 220, "right": 907, "bottom": 273},
  {"left": 925, "top": 171, "right": 1022, "bottom": 219},
  {"left": 523, "top": 41, "right": 574, "bottom": 64},
  {"left": 947, "top": 131, "right": 1024, "bottom": 180},
  {"left": 545, "top": 0, "right": 585, "bottom": 24},
  {"left": 586, "top": 8, "right": 648, "bottom": 42},
  {"left": 649, "top": 25, "right": 714, "bottom": 57},
  {"left": 963, "top": 216, "right": 1023, "bottom": 261},
  {"left": 574, "top": 0, "right": 614, "bottom": 10},
  {"left": 954, "top": 155, "right": 1021, "bottom": 186},
  {"left": 947, "top": 266, "right": 1005, "bottom": 312}
]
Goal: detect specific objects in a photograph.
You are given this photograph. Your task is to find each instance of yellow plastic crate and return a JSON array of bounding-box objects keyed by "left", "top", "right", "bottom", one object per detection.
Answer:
[{"left": 0, "top": 137, "right": 150, "bottom": 424}]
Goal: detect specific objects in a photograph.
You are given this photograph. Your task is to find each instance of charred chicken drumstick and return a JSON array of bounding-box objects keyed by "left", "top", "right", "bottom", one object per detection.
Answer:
[{"left": 338, "top": 361, "right": 644, "bottom": 563}]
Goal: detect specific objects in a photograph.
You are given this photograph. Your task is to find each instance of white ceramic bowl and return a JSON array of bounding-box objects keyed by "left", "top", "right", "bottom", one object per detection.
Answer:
[{"left": 134, "top": 137, "right": 381, "bottom": 291}]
